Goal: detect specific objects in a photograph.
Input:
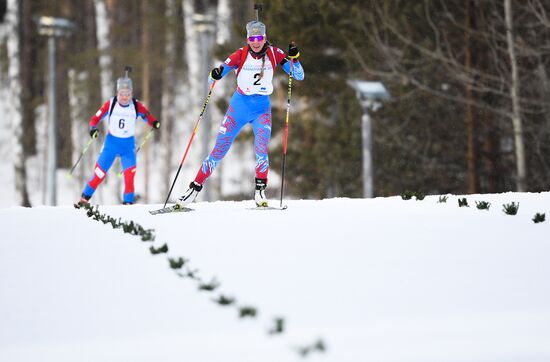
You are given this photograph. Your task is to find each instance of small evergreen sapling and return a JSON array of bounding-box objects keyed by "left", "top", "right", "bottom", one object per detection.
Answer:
[
  {"left": 475, "top": 201, "right": 491, "bottom": 210},
  {"left": 198, "top": 278, "right": 220, "bottom": 291},
  {"left": 213, "top": 295, "right": 236, "bottom": 306},
  {"left": 438, "top": 195, "right": 448, "bottom": 203},
  {"left": 296, "top": 338, "right": 327, "bottom": 357},
  {"left": 239, "top": 306, "right": 257, "bottom": 318},
  {"left": 268, "top": 317, "right": 285, "bottom": 335},
  {"left": 401, "top": 190, "right": 425, "bottom": 200},
  {"left": 150, "top": 244, "right": 168, "bottom": 255},
  {"left": 458, "top": 198, "right": 469, "bottom": 207},
  {"left": 168, "top": 257, "right": 187, "bottom": 269},
  {"left": 532, "top": 213, "right": 546, "bottom": 223},
  {"left": 502, "top": 202, "right": 519, "bottom": 215},
  {"left": 186, "top": 268, "right": 200, "bottom": 280}
]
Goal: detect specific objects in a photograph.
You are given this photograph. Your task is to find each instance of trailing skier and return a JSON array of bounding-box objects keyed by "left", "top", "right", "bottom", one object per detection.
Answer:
[
  {"left": 79, "top": 69, "right": 160, "bottom": 205},
  {"left": 175, "top": 20, "right": 304, "bottom": 209}
]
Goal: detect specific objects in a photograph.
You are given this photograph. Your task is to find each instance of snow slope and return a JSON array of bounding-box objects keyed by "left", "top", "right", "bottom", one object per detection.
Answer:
[{"left": 1, "top": 193, "right": 550, "bottom": 362}]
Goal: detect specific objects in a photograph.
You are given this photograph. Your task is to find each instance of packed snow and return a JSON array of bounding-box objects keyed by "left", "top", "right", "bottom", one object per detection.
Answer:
[{"left": 1, "top": 193, "right": 550, "bottom": 362}]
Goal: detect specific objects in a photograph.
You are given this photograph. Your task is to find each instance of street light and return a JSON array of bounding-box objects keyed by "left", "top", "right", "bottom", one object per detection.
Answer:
[
  {"left": 347, "top": 80, "right": 390, "bottom": 198},
  {"left": 35, "top": 16, "right": 74, "bottom": 206}
]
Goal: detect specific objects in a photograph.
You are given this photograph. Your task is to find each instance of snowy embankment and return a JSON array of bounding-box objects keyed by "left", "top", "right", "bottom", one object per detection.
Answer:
[{"left": 1, "top": 193, "right": 550, "bottom": 362}]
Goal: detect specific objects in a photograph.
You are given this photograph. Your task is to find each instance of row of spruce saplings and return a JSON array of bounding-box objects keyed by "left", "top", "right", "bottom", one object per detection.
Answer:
[
  {"left": 400, "top": 190, "right": 546, "bottom": 224},
  {"left": 73, "top": 202, "right": 327, "bottom": 358}
]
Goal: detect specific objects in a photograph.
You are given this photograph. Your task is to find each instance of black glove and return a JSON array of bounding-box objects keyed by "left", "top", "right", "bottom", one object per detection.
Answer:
[
  {"left": 152, "top": 120, "right": 161, "bottom": 129},
  {"left": 210, "top": 66, "right": 224, "bottom": 81},
  {"left": 90, "top": 128, "right": 99, "bottom": 139},
  {"left": 288, "top": 42, "right": 300, "bottom": 59}
]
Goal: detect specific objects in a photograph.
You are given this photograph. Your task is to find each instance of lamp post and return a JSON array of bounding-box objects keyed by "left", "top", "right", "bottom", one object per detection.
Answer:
[
  {"left": 35, "top": 16, "right": 74, "bottom": 206},
  {"left": 347, "top": 80, "right": 390, "bottom": 198}
]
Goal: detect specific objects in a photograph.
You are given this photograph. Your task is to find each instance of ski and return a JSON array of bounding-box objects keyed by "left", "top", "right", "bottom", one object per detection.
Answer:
[
  {"left": 247, "top": 205, "right": 288, "bottom": 211},
  {"left": 149, "top": 205, "right": 194, "bottom": 215}
]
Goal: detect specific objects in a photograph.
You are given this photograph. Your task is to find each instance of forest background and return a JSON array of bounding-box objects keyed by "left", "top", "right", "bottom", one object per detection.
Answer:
[{"left": 2, "top": 0, "right": 550, "bottom": 207}]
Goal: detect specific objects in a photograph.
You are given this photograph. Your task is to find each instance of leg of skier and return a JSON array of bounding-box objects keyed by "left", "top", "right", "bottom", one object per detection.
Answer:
[
  {"left": 251, "top": 97, "right": 272, "bottom": 207},
  {"left": 80, "top": 143, "right": 117, "bottom": 204},
  {"left": 176, "top": 93, "right": 248, "bottom": 208},
  {"left": 120, "top": 144, "right": 137, "bottom": 204}
]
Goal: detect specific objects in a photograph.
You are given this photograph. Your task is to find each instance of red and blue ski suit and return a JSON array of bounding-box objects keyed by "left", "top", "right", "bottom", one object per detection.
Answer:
[
  {"left": 82, "top": 98, "right": 157, "bottom": 203},
  {"left": 193, "top": 44, "right": 304, "bottom": 186}
]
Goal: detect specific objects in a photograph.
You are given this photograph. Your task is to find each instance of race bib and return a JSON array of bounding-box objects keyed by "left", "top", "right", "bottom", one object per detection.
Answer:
[
  {"left": 237, "top": 54, "right": 274, "bottom": 95},
  {"left": 108, "top": 102, "right": 137, "bottom": 138}
]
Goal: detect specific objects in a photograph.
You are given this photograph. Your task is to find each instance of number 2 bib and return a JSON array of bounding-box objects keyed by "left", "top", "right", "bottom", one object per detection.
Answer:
[{"left": 237, "top": 53, "right": 274, "bottom": 95}]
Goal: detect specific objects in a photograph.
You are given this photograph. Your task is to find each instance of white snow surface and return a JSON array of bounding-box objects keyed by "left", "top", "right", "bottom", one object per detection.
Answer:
[{"left": 1, "top": 193, "right": 550, "bottom": 362}]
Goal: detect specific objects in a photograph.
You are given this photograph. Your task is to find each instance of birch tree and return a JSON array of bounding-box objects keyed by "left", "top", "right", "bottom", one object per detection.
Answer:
[
  {"left": 504, "top": 0, "right": 526, "bottom": 191},
  {"left": 160, "top": 0, "right": 179, "bottom": 198},
  {"left": 182, "top": 0, "right": 218, "bottom": 201},
  {"left": 6, "top": 0, "right": 31, "bottom": 206}
]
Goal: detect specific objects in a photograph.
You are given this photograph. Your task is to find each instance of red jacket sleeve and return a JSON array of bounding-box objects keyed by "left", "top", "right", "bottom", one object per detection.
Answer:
[
  {"left": 272, "top": 46, "right": 287, "bottom": 64},
  {"left": 136, "top": 101, "right": 157, "bottom": 127},
  {"left": 223, "top": 48, "right": 244, "bottom": 69},
  {"left": 89, "top": 100, "right": 111, "bottom": 128}
]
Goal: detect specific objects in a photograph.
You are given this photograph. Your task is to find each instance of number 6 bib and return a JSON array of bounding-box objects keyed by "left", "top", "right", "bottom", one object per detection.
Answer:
[{"left": 108, "top": 102, "right": 138, "bottom": 138}]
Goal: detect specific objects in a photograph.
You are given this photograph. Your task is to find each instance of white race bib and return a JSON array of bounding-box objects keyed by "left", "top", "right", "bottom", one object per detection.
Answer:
[
  {"left": 237, "top": 53, "right": 274, "bottom": 95},
  {"left": 108, "top": 102, "right": 137, "bottom": 138}
]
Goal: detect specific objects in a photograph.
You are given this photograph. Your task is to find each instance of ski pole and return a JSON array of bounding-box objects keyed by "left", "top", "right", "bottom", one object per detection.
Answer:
[
  {"left": 280, "top": 59, "right": 294, "bottom": 208},
  {"left": 117, "top": 127, "right": 155, "bottom": 178},
  {"left": 163, "top": 81, "right": 217, "bottom": 207},
  {"left": 136, "top": 127, "right": 154, "bottom": 154},
  {"left": 67, "top": 137, "right": 94, "bottom": 179}
]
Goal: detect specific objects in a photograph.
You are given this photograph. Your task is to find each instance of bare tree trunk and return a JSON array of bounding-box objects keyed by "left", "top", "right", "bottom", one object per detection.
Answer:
[
  {"left": 95, "top": 0, "right": 113, "bottom": 101},
  {"left": 141, "top": 0, "right": 151, "bottom": 203},
  {"left": 55, "top": 4, "right": 74, "bottom": 169},
  {"left": 7, "top": 0, "right": 30, "bottom": 206},
  {"left": 92, "top": 0, "right": 114, "bottom": 204},
  {"left": 464, "top": 0, "right": 478, "bottom": 194},
  {"left": 160, "top": 0, "right": 178, "bottom": 199},
  {"left": 212, "top": 0, "right": 231, "bottom": 198},
  {"left": 504, "top": 0, "right": 527, "bottom": 191},
  {"left": 72, "top": 0, "right": 101, "bottom": 191},
  {"left": 20, "top": 0, "right": 35, "bottom": 158},
  {"left": 184, "top": 0, "right": 217, "bottom": 201}
]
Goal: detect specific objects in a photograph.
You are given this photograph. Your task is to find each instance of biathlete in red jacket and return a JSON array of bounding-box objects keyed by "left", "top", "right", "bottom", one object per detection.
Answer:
[
  {"left": 79, "top": 75, "right": 160, "bottom": 205},
  {"left": 176, "top": 20, "right": 304, "bottom": 208}
]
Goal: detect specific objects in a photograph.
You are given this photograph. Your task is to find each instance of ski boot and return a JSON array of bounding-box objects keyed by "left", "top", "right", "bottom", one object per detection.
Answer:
[
  {"left": 254, "top": 178, "right": 268, "bottom": 207},
  {"left": 176, "top": 181, "right": 203, "bottom": 209},
  {"left": 78, "top": 193, "right": 91, "bottom": 206}
]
